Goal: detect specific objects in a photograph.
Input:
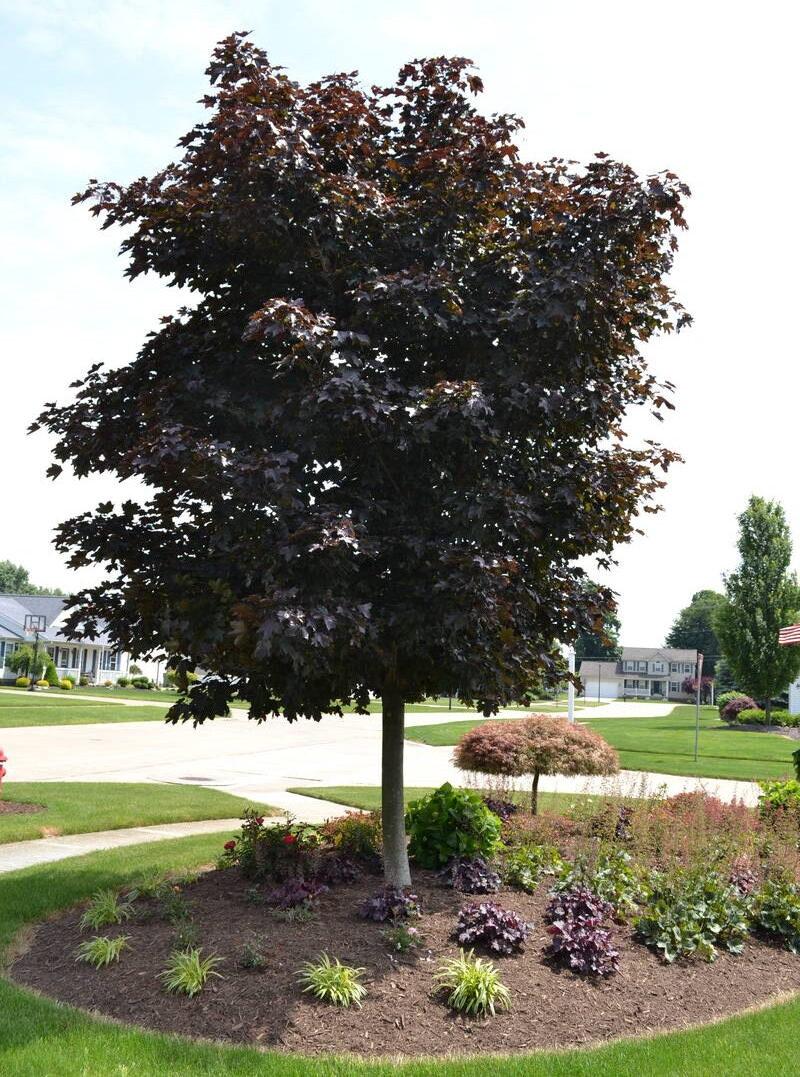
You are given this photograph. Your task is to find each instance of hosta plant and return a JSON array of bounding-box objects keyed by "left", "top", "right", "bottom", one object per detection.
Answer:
[
  {"left": 297, "top": 952, "right": 367, "bottom": 1007},
  {"left": 435, "top": 949, "right": 511, "bottom": 1017},
  {"left": 359, "top": 886, "right": 421, "bottom": 922},
  {"left": 75, "top": 935, "right": 131, "bottom": 968},
  {"left": 438, "top": 857, "right": 501, "bottom": 894},
  {"left": 161, "top": 948, "right": 224, "bottom": 997},
  {"left": 80, "top": 890, "right": 133, "bottom": 931},
  {"left": 455, "top": 901, "right": 530, "bottom": 955}
]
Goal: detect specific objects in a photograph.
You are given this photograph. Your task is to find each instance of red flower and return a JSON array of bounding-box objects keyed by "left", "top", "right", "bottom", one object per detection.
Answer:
[
  {"left": 223, "top": 840, "right": 236, "bottom": 850},
  {"left": 255, "top": 817, "right": 265, "bottom": 825},
  {"left": 282, "top": 834, "right": 297, "bottom": 845}
]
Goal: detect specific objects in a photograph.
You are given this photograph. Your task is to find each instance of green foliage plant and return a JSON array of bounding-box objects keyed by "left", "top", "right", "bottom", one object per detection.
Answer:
[
  {"left": 7, "top": 645, "right": 46, "bottom": 680},
  {"left": 665, "top": 589, "right": 725, "bottom": 676},
  {"left": 80, "top": 889, "right": 133, "bottom": 931},
  {"left": 223, "top": 809, "right": 321, "bottom": 881},
  {"left": 758, "top": 781, "right": 800, "bottom": 818},
  {"left": 14, "top": 676, "right": 30, "bottom": 688},
  {"left": 39, "top": 32, "right": 690, "bottom": 892},
  {"left": 297, "top": 952, "right": 366, "bottom": 1007},
  {"left": 59, "top": 678, "right": 73, "bottom": 690},
  {"left": 753, "top": 877, "right": 800, "bottom": 953},
  {"left": 501, "top": 843, "right": 565, "bottom": 893},
  {"left": 238, "top": 933, "right": 269, "bottom": 968},
  {"left": 320, "top": 811, "right": 382, "bottom": 863},
  {"left": 557, "top": 847, "right": 650, "bottom": 921},
  {"left": 717, "top": 691, "right": 751, "bottom": 717},
  {"left": 44, "top": 659, "right": 60, "bottom": 687},
  {"left": 405, "top": 783, "right": 501, "bottom": 868},
  {"left": 161, "top": 947, "right": 223, "bottom": 997},
  {"left": 381, "top": 922, "right": 425, "bottom": 954},
  {"left": 635, "top": 869, "right": 751, "bottom": 962},
  {"left": 75, "top": 934, "right": 131, "bottom": 968},
  {"left": 434, "top": 948, "right": 511, "bottom": 1017}
]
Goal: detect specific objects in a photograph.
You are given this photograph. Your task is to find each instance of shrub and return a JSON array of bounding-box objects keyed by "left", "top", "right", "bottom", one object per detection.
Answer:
[
  {"left": 758, "top": 780, "right": 800, "bottom": 818},
  {"left": 544, "top": 886, "right": 619, "bottom": 977},
  {"left": 62, "top": 674, "right": 76, "bottom": 686},
  {"left": 35, "top": 679, "right": 49, "bottom": 688},
  {"left": 454, "top": 714, "right": 619, "bottom": 814},
  {"left": 222, "top": 809, "right": 322, "bottom": 882},
  {"left": 75, "top": 935, "right": 131, "bottom": 967},
  {"left": 635, "top": 870, "right": 751, "bottom": 962},
  {"left": 116, "top": 676, "right": 129, "bottom": 687},
  {"left": 129, "top": 664, "right": 142, "bottom": 675},
  {"left": 438, "top": 857, "right": 501, "bottom": 894},
  {"left": 434, "top": 949, "right": 511, "bottom": 1016},
  {"left": 405, "top": 783, "right": 502, "bottom": 868},
  {"left": 297, "top": 952, "right": 366, "bottom": 1007},
  {"left": 320, "top": 811, "right": 382, "bottom": 866},
  {"left": 753, "top": 877, "right": 800, "bottom": 953},
  {"left": 79, "top": 676, "right": 90, "bottom": 686},
  {"left": 161, "top": 948, "right": 223, "bottom": 997},
  {"left": 733, "top": 708, "right": 797, "bottom": 727},
  {"left": 59, "top": 678, "right": 73, "bottom": 690},
  {"left": 44, "top": 660, "right": 60, "bottom": 687},
  {"left": 500, "top": 843, "right": 564, "bottom": 893},
  {"left": 359, "top": 886, "right": 420, "bottom": 922},
  {"left": 130, "top": 676, "right": 153, "bottom": 689},
  {"left": 80, "top": 890, "right": 133, "bottom": 931},
  {"left": 717, "top": 691, "right": 751, "bottom": 716},
  {"left": 14, "top": 676, "right": 30, "bottom": 688},
  {"left": 455, "top": 901, "right": 530, "bottom": 955},
  {"left": 721, "top": 696, "right": 758, "bottom": 723}
]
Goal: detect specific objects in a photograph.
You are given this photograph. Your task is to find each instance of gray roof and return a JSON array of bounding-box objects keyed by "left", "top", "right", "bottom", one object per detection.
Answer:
[
  {"left": 0, "top": 594, "right": 113, "bottom": 646},
  {"left": 577, "top": 660, "right": 619, "bottom": 680},
  {"left": 619, "top": 646, "right": 698, "bottom": 662}
]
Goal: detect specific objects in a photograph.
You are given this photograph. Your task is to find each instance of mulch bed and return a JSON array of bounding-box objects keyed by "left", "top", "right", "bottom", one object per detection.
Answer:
[
  {"left": 11, "top": 867, "right": 800, "bottom": 1057},
  {"left": 0, "top": 800, "right": 44, "bottom": 815}
]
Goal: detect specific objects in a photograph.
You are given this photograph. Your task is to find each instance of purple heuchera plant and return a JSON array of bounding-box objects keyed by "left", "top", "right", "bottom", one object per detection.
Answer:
[
  {"left": 438, "top": 857, "right": 501, "bottom": 894},
  {"left": 545, "top": 885, "right": 619, "bottom": 976},
  {"left": 455, "top": 901, "right": 530, "bottom": 954},
  {"left": 482, "top": 796, "right": 519, "bottom": 822},
  {"left": 359, "top": 886, "right": 421, "bottom": 922},
  {"left": 268, "top": 878, "right": 328, "bottom": 909}
]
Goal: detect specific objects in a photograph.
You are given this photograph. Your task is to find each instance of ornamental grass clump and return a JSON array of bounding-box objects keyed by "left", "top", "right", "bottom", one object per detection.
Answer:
[
  {"left": 80, "top": 890, "right": 133, "bottom": 931},
  {"left": 455, "top": 901, "right": 530, "bottom": 955},
  {"left": 75, "top": 935, "right": 131, "bottom": 968},
  {"left": 454, "top": 715, "right": 618, "bottom": 814},
  {"left": 297, "top": 952, "right": 367, "bottom": 1007},
  {"left": 161, "top": 948, "right": 224, "bottom": 997},
  {"left": 435, "top": 949, "right": 511, "bottom": 1017}
]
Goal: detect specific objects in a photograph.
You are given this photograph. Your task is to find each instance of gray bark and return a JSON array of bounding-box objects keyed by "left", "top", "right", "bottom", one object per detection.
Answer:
[{"left": 381, "top": 689, "right": 412, "bottom": 887}]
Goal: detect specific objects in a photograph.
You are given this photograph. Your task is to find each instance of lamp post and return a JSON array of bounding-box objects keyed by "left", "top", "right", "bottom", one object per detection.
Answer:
[{"left": 23, "top": 614, "right": 47, "bottom": 691}]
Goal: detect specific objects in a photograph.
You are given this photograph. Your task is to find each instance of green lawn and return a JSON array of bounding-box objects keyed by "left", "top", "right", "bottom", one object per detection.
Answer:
[
  {"left": 3, "top": 837, "right": 800, "bottom": 1075},
  {"left": 404, "top": 705, "right": 797, "bottom": 783},
  {"left": 0, "top": 691, "right": 173, "bottom": 726},
  {"left": 0, "top": 782, "right": 274, "bottom": 844},
  {"left": 287, "top": 785, "right": 601, "bottom": 815}
]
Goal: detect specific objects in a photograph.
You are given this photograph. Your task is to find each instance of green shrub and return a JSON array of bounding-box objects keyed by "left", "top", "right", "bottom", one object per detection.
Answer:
[
  {"left": 14, "top": 676, "right": 30, "bottom": 688},
  {"left": 44, "top": 660, "right": 60, "bottom": 687},
  {"left": 75, "top": 935, "right": 131, "bottom": 968},
  {"left": 131, "top": 676, "right": 153, "bottom": 690},
  {"left": 405, "top": 783, "right": 502, "bottom": 869},
  {"left": 62, "top": 674, "right": 76, "bottom": 686},
  {"left": 297, "top": 952, "right": 366, "bottom": 1007},
  {"left": 758, "top": 780, "right": 800, "bottom": 817},
  {"left": 116, "top": 676, "right": 129, "bottom": 687},
  {"left": 717, "top": 691, "right": 751, "bottom": 716},
  {"left": 79, "top": 676, "right": 90, "bottom": 686},
  {"left": 735, "top": 708, "right": 797, "bottom": 727},
  {"left": 161, "top": 947, "right": 223, "bottom": 997},
  {"left": 320, "top": 811, "right": 382, "bottom": 863},
  {"left": 60, "top": 678, "right": 73, "bottom": 690},
  {"left": 635, "top": 869, "right": 750, "bottom": 962},
  {"left": 434, "top": 949, "right": 511, "bottom": 1016}
]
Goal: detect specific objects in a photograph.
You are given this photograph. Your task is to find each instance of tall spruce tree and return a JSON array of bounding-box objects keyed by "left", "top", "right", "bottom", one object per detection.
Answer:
[
  {"left": 34, "top": 34, "right": 689, "bottom": 885},
  {"left": 715, "top": 497, "right": 800, "bottom": 723}
]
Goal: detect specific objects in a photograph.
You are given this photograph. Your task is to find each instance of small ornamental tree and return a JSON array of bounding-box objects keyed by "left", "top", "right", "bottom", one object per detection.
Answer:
[
  {"left": 32, "top": 35, "right": 688, "bottom": 886},
  {"left": 454, "top": 714, "right": 619, "bottom": 814},
  {"left": 6, "top": 645, "right": 46, "bottom": 681}
]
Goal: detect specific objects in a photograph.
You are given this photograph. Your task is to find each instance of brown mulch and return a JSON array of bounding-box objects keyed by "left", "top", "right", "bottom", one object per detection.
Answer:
[
  {"left": 0, "top": 800, "right": 44, "bottom": 815},
  {"left": 10, "top": 868, "right": 800, "bottom": 1058}
]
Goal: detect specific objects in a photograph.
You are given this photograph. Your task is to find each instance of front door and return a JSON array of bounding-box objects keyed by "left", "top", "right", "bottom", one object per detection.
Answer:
[{"left": 651, "top": 681, "right": 665, "bottom": 698}]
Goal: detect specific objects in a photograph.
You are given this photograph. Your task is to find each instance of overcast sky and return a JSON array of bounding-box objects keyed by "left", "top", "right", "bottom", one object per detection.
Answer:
[{"left": 0, "top": 0, "right": 796, "bottom": 646}]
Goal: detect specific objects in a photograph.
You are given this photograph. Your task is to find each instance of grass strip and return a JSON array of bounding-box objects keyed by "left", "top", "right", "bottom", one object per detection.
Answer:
[
  {"left": 286, "top": 785, "right": 605, "bottom": 814},
  {"left": 0, "top": 782, "right": 277, "bottom": 844},
  {"left": 2, "top": 838, "right": 800, "bottom": 1074}
]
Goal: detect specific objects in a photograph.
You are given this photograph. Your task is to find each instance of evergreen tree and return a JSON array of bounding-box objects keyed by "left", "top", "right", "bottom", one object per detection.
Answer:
[
  {"left": 715, "top": 497, "right": 800, "bottom": 723},
  {"left": 665, "top": 589, "right": 724, "bottom": 675}
]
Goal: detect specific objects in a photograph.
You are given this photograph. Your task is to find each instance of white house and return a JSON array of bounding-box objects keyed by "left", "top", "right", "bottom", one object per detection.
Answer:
[
  {"left": 0, "top": 593, "right": 133, "bottom": 685},
  {"left": 578, "top": 646, "right": 699, "bottom": 701}
]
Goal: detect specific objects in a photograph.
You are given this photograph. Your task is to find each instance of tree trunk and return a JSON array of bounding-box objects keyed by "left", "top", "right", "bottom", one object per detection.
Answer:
[
  {"left": 530, "top": 769, "right": 541, "bottom": 816},
  {"left": 381, "top": 689, "right": 412, "bottom": 887}
]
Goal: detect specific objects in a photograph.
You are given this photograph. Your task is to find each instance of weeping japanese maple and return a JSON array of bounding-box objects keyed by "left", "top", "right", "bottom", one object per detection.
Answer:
[{"left": 34, "top": 33, "right": 689, "bottom": 885}]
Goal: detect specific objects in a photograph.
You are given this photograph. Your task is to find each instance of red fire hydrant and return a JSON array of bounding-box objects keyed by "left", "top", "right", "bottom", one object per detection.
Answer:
[{"left": 0, "top": 747, "right": 7, "bottom": 792}]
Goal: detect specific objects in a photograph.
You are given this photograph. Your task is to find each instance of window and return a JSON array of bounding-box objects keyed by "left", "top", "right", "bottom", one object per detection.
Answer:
[
  {"left": 669, "top": 662, "right": 678, "bottom": 673},
  {"left": 100, "top": 650, "right": 119, "bottom": 671},
  {"left": 651, "top": 661, "right": 664, "bottom": 673},
  {"left": 624, "top": 678, "right": 648, "bottom": 691},
  {"left": 669, "top": 682, "right": 681, "bottom": 693},
  {"left": 623, "top": 660, "right": 636, "bottom": 672},
  {"left": 637, "top": 661, "right": 647, "bottom": 672},
  {"left": 0, "top": 641, "right": 18, "bottom": 667}
]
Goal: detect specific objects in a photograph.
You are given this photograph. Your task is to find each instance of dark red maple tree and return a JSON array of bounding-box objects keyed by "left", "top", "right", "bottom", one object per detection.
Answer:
[{"left": 35, "top": 33, "right": 690, "bottom": 885}]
